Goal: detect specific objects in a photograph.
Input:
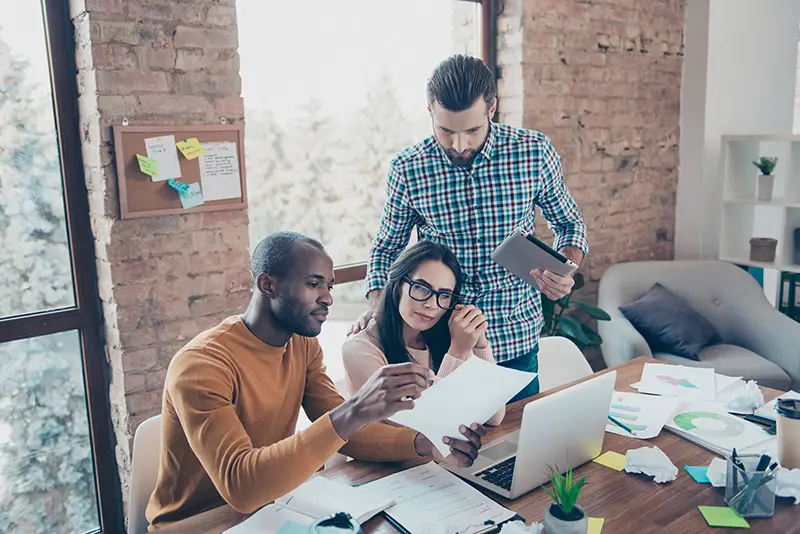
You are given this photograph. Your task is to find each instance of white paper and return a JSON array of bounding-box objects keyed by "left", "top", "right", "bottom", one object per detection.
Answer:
[
  {"left": 366, "top": 463, "right": 516, "bottom": 534},
  {"left": 706, "top": 457, "right": 727, "bottom": 487},
  {"left": 754, "top": 390, "right": 800, "bottom": 422},
  {"left": 624, "top": 446, "right": 678, "bottom": 483},
  {"left": 636, "top": 363, "right": 716, "bottom": 401},
  {"left": 605, "top": 391, "right": 682, "bottom": 439},
  {"left": 389, "top": 358, "right": 536, "bottom": 456},
  {"left": 144, "top": 135, "right": 182, "bottom": 182},
  {"left": 775, "top": 468, "right": 800, "bottom": 504},
  {"left": 199, "top": 141, "right": 242, "bottom": 200},
  {"left": 276, "top": 475, "right": 393, "bottom": 524},
  {"left": 223, "top": 503, "right": 313, "bottom": 534},
  {"left": 666, "top": 402, "right": 773, "bottom": 453}
]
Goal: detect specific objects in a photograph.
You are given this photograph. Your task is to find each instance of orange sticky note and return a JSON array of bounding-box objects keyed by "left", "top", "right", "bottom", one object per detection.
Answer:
[{"left": 176, "top": 137, "right": 206, "bottom": 160}]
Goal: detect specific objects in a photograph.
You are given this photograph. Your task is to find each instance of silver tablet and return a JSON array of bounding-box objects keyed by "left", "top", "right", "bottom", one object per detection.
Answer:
[{"left": 491, "top": 229, "right": 578, "bottom": 286}]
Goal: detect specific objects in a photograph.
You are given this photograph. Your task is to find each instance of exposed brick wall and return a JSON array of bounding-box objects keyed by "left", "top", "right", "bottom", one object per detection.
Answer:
[
  {"left": 497, "top": 0, "right": 684, "bottom": 367},
  {"left": 70, "top": 0, "right": 251, "bottom": 505}
]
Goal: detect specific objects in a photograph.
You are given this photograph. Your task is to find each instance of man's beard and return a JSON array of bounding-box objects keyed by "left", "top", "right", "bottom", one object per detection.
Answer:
[{"left": 444, "top": 148, "right": 477, "bottom": 168}]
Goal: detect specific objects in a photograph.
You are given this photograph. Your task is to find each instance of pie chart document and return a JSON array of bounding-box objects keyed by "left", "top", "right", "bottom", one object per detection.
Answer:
[{"left": 665, "top": 402, "right": 773, "bottom": 455}]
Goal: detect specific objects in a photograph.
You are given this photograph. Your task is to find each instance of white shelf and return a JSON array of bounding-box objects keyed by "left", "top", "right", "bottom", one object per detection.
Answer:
[{"left": 719, "top": 255, "right": 800, "bottom": 274}]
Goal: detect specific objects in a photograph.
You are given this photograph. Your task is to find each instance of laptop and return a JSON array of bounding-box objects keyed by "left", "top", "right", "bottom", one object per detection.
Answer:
[{"left": 444, "top": 370, "right": 616, "bottom": 500}]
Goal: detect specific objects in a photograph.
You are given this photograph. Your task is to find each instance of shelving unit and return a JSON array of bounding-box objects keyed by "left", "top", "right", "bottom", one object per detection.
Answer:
[{"left": 719, "top": 135, "right": 800, "bottom": 275}]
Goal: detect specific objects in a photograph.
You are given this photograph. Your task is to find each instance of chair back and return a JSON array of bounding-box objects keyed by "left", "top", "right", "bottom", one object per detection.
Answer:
[
  {"left": 537, "top": 336, "right": 593, "bottom": 391},
  {"left": 128, "top": 415, "right": 162, "bottom": 534}
]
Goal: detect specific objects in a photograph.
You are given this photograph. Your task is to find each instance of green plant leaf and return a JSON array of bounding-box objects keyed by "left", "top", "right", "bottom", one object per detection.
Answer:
[
  {"left": 556, "top": 294, "right": 571, "bottom": 309},
  {"left": 557, "top": 316, "right": 591, "bottom": 345},
  {"left": 573, "top": 272, "right": 585, "bottom": 290},
  {"left": 575, "top": 300, "right": 611, "bottom": 321},
  {"left": 580, "top": 323, "right": 603, "bottom": 347},
  {"left": 542, "top": 484, "right": 559, "bottom": 506}
]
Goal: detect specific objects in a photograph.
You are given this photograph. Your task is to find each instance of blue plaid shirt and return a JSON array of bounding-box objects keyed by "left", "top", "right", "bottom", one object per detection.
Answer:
[{"left": 366, "top": 123, "right": 588, "bottom": 363}]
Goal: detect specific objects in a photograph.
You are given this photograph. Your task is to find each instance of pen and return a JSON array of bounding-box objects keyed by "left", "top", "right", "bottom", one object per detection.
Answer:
[{"left": 608, "top": 415, "right": 635, "bottom": 435}]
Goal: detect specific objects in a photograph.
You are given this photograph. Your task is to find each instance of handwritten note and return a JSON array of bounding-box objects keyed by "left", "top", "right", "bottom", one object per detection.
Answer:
[
  {"left": 176, "top": 137, "right": 207, "bottom": 160},
  {"left": 136, "top": 154, "right": 158, "bottom": 178},
  {"left": 167, "top": 178, "right": 204, "bottom": 209},
  {"left": 144, "top": 135, "right": 182, "bottom": 182},
  {"left": 199, "top": 142, "right": 241, "bottom": 201}
]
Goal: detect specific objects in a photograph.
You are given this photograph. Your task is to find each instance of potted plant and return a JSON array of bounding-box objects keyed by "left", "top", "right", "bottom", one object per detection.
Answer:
[
  {"left": 542, "top": 464, "right": 589, "bottom": 534},
  {"left": 752, "top": 156, "right": 778, "bottom": 201},
  {"left": 540, "top": 273, "right": 611, "bottom": 350}
]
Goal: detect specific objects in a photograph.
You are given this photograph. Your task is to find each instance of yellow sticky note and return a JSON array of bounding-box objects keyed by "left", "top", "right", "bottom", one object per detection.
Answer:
[
  {"left": 593, "top": 451, "right": 626, "bottom": 471},
  {"left": 136, "top": 154, "right": 158, "bottom": 178},
  {"left": 588, "top": 517, "right": 605, "bottom": 534},
  {"left": 176, "top": 137, "right": 206, "bottom": 160}
]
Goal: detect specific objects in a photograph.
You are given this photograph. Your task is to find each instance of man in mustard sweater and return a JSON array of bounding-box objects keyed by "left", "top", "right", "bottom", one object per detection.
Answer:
[{"left": 146, "top": 231, "right": 487, "bottom": 528}]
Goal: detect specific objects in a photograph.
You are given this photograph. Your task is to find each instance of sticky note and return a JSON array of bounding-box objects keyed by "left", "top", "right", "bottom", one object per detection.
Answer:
[
  {"left": 136, "top": 154, "right": 158, "bottom": 178},
  {"left": 593, "top": 451, "right": 626, "bottom": 471},
  {"left": 276, "top": 521, "right": 309, "bottom": 534},
  {"left": 588, "top": 517, "right": 604, "bottom": 534},
  {"left": 179, "top": 182, "right": 204, "bottom": 209},
  {"left": 176, "top": 137, "right": 206, "bottom": 160},
  {"left": 684, "top": 465, "right": 711, "bottom": 484},
  {"left": 698, "top": 506, "right": 750, "bottom": 528}
]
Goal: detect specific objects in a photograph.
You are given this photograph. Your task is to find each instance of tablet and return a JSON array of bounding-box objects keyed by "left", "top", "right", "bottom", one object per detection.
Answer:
[{"left": 491, "top": 229, "right": 578, "bottom": 285}]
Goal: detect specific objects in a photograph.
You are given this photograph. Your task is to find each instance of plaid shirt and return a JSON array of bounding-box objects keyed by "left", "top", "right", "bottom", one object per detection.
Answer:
[{"left": 366, "top": 123, "right": 588, "bottom": 363}]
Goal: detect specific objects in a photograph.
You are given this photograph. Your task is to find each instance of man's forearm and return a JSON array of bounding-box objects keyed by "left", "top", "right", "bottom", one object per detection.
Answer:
[
  {"left": 560, "top": 246, "right": 584, "bottom": 267},
  {"left": 367, "top": 289, "right": 382, "bottom": 310}
]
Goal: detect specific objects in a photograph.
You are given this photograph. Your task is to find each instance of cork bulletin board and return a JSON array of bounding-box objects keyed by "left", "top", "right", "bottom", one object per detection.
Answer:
[{"left": 112, "top": 124, "right": 248, "bottom": 219}]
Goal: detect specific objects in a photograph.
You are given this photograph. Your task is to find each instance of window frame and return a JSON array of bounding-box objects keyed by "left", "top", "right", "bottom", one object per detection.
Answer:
[{"left": 0, "top": 0, "right": 124, "bottom": 531}]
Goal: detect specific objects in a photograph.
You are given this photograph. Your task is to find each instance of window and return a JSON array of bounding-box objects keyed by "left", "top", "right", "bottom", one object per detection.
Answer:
[{"left": 0, "top": 1, "right": 121, "bottom": 532}]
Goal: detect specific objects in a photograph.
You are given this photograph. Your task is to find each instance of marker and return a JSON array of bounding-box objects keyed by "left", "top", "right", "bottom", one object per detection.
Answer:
[{"left": 608, "top": 415, "right": 635, "bottom": 435}]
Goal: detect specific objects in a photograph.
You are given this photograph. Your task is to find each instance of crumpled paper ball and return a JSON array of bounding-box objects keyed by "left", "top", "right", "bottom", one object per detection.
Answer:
[
  {"left": 775, "top": 468, "right": 800, "bottom": 505},
  {"left": 706, "top": 457, "right": 727, "bottom": 487},
  {"left": 624, "top": 446, "right": 678, "bottom": 483},
  {"left": 499, "top": 520, "right": 544, "bottom": 534},
  {"left": 721, "top": 380, "right": 765, "bottom": 413}
]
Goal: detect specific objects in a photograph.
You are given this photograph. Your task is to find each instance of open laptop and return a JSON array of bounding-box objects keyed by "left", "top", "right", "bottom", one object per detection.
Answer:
[{"left": 444, "top": 370, "right": 616, "bottom": 500}]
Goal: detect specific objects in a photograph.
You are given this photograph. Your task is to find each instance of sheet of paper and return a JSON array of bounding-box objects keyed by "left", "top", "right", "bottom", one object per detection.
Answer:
[
  {"left": 754, "top": 390, "right": 800, "bottom": 422},
  {"left": 199, "top": 141, "right": 242, "bottom": 201},
  {"left": 684, "top": 465, "right": 711, "bottom": 483},
  {"left": 365, "top": 463, "right": 515, "bottom": 534},
  {"left": 389, "top": 357, "right": 536, "bottom": 456},
  {"left": 276, "top": 475, "right": 393, "bottom": 524},
  {"left": 136, "top": 154, "right": 158, "bottom": 178},
  {"left": 587, "top": 517, "right": 605, "bottom": 534},
  {"left": 636, "top": 363, "right": 716, "bottom": 401},
  {"left": 223, "top": 504, "right": 313, "bottom": 534},
  {"left": 605, "top": 391, "right": 682, "bottom": 439},
  {"left": 697, "top": 506, "right": 750, "bottom": 528},
  {"left": 592, "top": 450, "right": 626, "bottom": 471},
  {"left": 144, "top": 135, "right": 182, "bottom": 182},
  {"left": 666, "top": 402, "right": 773, "bottom": 453},
  {"left": 178, "top": 182, "right": 204, "bottom": 209},
  {"left": 176, "top": 137, "right": 207, "bottom": 160}
]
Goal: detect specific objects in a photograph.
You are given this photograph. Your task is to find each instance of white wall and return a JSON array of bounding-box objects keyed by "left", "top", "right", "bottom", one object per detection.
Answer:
[{"left": 676, "top": 0, "right": 800, "bottom": 260}]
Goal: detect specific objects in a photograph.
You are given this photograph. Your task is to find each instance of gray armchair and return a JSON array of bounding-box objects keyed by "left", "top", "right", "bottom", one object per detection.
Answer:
[{"left": 597, "top": 260, "right": 800, "bottom": 391}]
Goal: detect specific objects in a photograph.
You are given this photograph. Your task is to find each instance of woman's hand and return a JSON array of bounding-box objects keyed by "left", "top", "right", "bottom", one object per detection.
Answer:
[{"left": 448, "top": 305, "right": 488, "bottom": 358}]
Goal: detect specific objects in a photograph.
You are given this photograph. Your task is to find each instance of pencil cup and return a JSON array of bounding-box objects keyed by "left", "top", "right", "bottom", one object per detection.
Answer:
[{"left": 724, "top": 455, "right": 776, "bottom": 518}]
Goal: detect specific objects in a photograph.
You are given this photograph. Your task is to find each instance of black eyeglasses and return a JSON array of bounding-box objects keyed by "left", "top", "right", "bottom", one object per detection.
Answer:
[{"left": 403, "top": 276, "right": 460, "bottom": 310}]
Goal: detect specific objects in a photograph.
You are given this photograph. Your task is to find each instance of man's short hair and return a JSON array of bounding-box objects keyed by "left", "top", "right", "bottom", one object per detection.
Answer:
[
  {"left": 251, "top": 231, "right": 324, "bottom": 279},
  {"left": 426, "top": 54, "right": 497, "bottom": 112}
]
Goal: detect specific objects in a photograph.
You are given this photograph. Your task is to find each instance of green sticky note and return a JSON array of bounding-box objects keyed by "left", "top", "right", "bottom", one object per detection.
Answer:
[
  {"left": 593, "top": 451, "right": 626, "bottom": 471},
  {"left": 684, "top": 465, "right": 711, "bottom": 484},
  {"left": 698, "top": 506, "right": 750, "bottom": 528},
  {"left": 136, "top": 154, "right": 158, "bottom": 178},
  {"left": 588, "top": 517, "right": 604, "bottom": 534}
]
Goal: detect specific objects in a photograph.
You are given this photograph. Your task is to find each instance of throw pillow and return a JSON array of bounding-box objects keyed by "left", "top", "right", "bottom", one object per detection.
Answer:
[{"left": 619, "top": 282, "right": 719, "bottom": 361}]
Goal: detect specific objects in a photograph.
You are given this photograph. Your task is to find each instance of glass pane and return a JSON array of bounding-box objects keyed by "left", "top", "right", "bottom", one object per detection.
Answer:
[
  {"left": 0, "top": 2, "right": 76, "bottom": 318},
  {"left": 240, "top": 0, "right": 481, "bottom": 266},
  {"left": 0, "top": 330, "right": 99, "bottom": 533}
]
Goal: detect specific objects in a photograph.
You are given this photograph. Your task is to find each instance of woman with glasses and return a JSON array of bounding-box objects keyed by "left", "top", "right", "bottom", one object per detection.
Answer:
[{"left": 342, "top": 240, "right": 504, "bottom": 426}]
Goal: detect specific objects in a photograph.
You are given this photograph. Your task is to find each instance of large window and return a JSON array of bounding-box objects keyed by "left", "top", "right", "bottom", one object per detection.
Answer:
[
  {"left": 0, "top": 1, "right": 120, "bottom": 532},
  {"left": 238, "top": 0, "right": 490, "bottom": 385}
]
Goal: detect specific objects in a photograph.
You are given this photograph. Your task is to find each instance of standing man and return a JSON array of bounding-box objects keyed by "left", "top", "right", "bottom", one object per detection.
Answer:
[{"left": 353, "top": 55, "right": 588, "bottom": 400}]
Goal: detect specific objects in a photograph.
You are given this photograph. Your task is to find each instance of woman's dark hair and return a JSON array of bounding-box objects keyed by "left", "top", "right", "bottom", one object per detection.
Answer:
[{"left": 376, "top": 241, "right": 463, "bottom": 373}]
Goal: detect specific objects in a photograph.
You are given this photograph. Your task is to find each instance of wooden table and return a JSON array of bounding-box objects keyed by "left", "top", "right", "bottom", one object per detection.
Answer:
[{"left": 158, "top": 357, "right": 799, "bottom": 533}]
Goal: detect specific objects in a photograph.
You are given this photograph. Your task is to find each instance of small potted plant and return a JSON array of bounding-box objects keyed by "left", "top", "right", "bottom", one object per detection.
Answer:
[
  {"left": 542, "top": 465, "right": 589, "bottom": 534},
  {"left": 752, "top": 156, "right": 778, "bottom": 201}
]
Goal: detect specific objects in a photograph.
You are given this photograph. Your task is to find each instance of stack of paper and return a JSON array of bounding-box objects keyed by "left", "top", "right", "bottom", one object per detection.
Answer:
[
  {"left": 664, "top": 402, "right": 773, "bottom": 456},
  {"left": 634, "top": 364, "right": 717, "bottom": 400},
  {"left": 224, "top": 476, "right": 394, "bottom": 534}
]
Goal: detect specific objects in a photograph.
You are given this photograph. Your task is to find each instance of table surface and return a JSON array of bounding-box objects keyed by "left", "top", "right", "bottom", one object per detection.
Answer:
[{"left": 157, "top": 357, "right": 797, "bottom": 534}]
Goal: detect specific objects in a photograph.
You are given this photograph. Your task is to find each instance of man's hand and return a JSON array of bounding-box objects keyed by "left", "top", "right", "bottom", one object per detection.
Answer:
[
  {"left": 347, "top": 290, "right": 382, "bottom": 336},
  {"left": 530, "top": 269, "right": 574, "bottom": 300},
  {"left": 414, "top": 424, "right": 487, "bottom": 468},
  {"left": 448, "top": 305, "right": 488, "bottom": 358},
  {"left": 330, "top": 363, "right": 433, "bottom": 440}
]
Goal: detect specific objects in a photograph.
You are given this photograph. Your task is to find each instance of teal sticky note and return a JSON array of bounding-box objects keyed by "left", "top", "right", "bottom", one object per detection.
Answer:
[
  {"left": 179, "top": 182, "right": 204, "bottom": 209},
  {"left": 277, "top": 521, "right": 310, "bottom": 534},
  {"left": 684, "top": 465, "right": 711, "bottom": 484}
]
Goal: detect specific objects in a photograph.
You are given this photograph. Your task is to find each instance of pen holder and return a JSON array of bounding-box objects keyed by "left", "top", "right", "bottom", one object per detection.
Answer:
[{"left": 724, "top": 455, "right": 776, "bottom": 518}]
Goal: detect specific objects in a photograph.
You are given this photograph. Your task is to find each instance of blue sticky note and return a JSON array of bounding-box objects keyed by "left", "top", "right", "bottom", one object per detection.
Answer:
[
  {"left": 685, "top": 465, "right": 711, "bottom": 484},
  {"left": 179, "top": 182, "right": 204, "bottom": 209},
  {"left": 276, "top": 521, "right": 309, "bottom": 534}
]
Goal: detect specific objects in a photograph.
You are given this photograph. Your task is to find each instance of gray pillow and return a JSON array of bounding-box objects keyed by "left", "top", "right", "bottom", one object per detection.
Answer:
[{"left": 619, "top": 283, "right": 719, "bottom": 361}]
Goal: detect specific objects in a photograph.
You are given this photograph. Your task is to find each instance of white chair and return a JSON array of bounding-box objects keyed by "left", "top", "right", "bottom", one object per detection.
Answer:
[
  {"left": 537, "top": 336, "right": 593, "bottom": 392},
  {"left": 128, "top": 415, "right": 162, "bottom": 534}
]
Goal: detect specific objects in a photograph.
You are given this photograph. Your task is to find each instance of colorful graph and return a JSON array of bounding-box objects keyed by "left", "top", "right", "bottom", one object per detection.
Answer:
[
  {"left": 657, "top": 375, "right": 698, "bottom": 389},
  {"left": 672, "top": 411, "right": 745, "bottom": 438},
  {"left": 609, "top": 404, "right": 648, "bottom": 430}
]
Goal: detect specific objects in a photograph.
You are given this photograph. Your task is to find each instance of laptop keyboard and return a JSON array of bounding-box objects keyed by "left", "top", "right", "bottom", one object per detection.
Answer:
[{"left": 475, "top": 456, "right": 516, "bottom": 490}]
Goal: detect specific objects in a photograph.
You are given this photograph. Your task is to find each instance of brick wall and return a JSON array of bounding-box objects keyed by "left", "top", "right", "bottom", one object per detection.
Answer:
[
  {"left": 70, "top": 0, "right": 251, "bottom": 503},
  {"left": 497, "top": 0, "right": 684, "bottom": 367}
]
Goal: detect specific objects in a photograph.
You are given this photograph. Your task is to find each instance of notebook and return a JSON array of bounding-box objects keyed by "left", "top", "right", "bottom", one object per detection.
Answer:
[
  {"left": 664, "top": 402, "right": 773, "bottom": 457},
  {"left": 223, "top": 475, "right": 394, "bottom": 534}
]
